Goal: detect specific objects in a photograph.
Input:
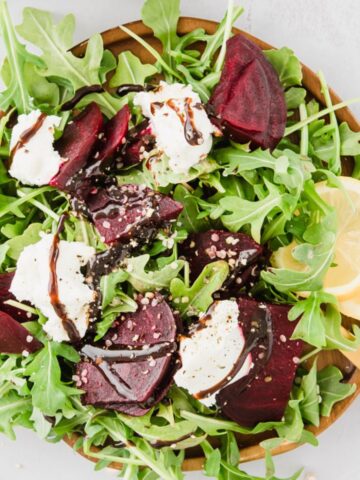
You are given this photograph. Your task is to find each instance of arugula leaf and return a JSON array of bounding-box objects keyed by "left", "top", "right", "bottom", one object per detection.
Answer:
[
  {"left": 141, "top": 0, "right": 180, "bottom": 71},
  {"left": 264, "top": 47, "right": 302, "bottom": 88},
  {"left": 217, "top": 147, "right": 313, "bottom": 194},
  {"left": 0, "top": 1, "right": 42, "bottom": 113},
  {"left": 318, "top": 71, "right": 341, "bottom": 174},
  {"left": 285, "top": 87, "right": 307, "bottom": 110},
  {"left": 30, "top": 407, "right": 52, "bottom": 439},
  {"left": 124, "top": 254, "right": 184, "bottom": 293},
  {"left": 322, "top": 303, "right": 360, "bottom": 351},
  {"left": 173, "top": 185, "right": 211, "bottom": 233},
  {"left": 119, "top": 415, "right": 198, "bottom": 445},
  {"left": 25, "top": 342, "right": 80, "bottom": 416},
  {"left": 170, "top": 261, "right": 229, "bottom": 317},
  {"left": 95, "top": 270, "right": 137, "bottom": 341},
  {"left": 298, "top": 361, "right": 320, "bottom": 426},
  {"left": 317, "top": 365, "right": 356, "bottom": 416},
  {"left": 23, "top": 62, "right": 59, "bottom": 108},
  {"left": 148, "top": 154, "right": 218, "bottom": 188},
  {"left": 6, "top": 222, "right": 42, "bottom": 260},
  {"left": 219, "top": 181, "right": 296, "bottom": 243},
  {"left": 109, "top": 51, "right": 158, "bottom": 89},
  {"left": 0, "top": 391, "right": 32, "bottom": 439},
  {"left": 17, "top": 8, "right": 122, "bottom": 116},
  {"left": 263, "top": 211, "right": 337, "bottom": 293},
  {"left": 339, "top": 122, "right": 360, "bottom": 156}
]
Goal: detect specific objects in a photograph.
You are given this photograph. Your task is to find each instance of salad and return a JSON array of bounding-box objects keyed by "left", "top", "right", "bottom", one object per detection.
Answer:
[{"left": 0, "top": 0, "right": 360, "bottom": 478}]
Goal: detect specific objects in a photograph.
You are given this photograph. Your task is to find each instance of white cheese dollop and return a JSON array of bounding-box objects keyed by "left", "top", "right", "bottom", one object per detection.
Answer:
[
  {"left": 174, "top": 300, "right": 253, "bottom": 406},
  {"left": 9, "top": 109, "right": 62, "bottom": 186},
  {"left": 10, "top": 233, "right": 96, "bottom": 342},
  {"left": 134, "top": 81, "right": 216, "bottom": 173}
]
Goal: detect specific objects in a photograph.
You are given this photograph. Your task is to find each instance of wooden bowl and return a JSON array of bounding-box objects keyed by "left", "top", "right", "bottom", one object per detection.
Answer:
[{"left": 65, "top": 17, "right": 360, "bottom": 472}]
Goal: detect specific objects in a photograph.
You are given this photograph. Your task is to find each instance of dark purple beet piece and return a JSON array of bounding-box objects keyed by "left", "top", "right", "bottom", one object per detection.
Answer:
[
  {"left": 50, "top": 102, "right": 103, "bottom": 191},
  {"left": 96, "top": 105, "right": 130, "bottom": 163},
  {"left": 86, "top": 184, "right": 183, "bottom": 244},
  {"left": 77, "top": 295, "right": 178, "bottom": 415},
  {"left": 180, "top": 230, "right": 263, "bottom": 283},
  {"left": 122, "top": 122, "right": 154, "bottom": 166},
  {"left": 217, "top": 297, "right": 303, "bottom": 427},
  {"left": 0, "top": 310, "right": 42, "bottom": 354},
  {"left": 208, "top": 34, "right": 286, "bottom": 149},
  {"left": 0, "top": 273, "right": 33, "bottom": 322}
]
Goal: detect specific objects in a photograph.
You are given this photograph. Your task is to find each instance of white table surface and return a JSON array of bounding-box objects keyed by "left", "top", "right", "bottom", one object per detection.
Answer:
[{"left": 1, "top": 1, "right": 360, "bottom": 479}]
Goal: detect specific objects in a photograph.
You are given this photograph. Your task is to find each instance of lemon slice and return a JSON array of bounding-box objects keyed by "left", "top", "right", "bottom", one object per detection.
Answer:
[
  {"left": 272, "top": 176, "right": 360, "bottom": 301},
  {"left": 339, "top": 296, "right": 360, "bottom": 321}
]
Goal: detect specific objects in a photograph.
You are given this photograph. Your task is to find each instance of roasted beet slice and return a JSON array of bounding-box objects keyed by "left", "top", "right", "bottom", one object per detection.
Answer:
[
  {"left": 50, "top": 102, "right": 103, "bottom": 191},
  {"left": 77, "top": 295, "right": 178, "bottom": 415},
  {"left": 86, "top": 184, "right": 183, "bottom": 244},
  {"left": 0, "top": 310, "right": 42, "bottom": 354},
  {"left": 180, "top": 230, "right": 263, "bottom": 285},
  {"left": 0, "top": 273, "right": 33, "bottom": 322},
  {"left": 217, "top": 298, "right": 303, "bottom": 427},
  {"left": 96, "top": 105, "right": 130, "bottom": 163},
  {"left": 122, "top": 122, "right": 154, "bottom": 166},
  {"left": 208, "top": 34, "right": 286, "bottom": 149}
]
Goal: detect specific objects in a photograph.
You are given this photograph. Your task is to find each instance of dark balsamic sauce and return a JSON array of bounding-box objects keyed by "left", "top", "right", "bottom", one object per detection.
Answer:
[
  {"left": 81, "top": 342, "right": 177, "bottom": 400},
  {"left": 116, "top": 83, "right": 156, "bottom": 97},
  {"left": 81, "top": 341, "right": 176, "bottom": 363},
  {"left": 184, "top": 98, "right": 203, "bottom": 146},
  {"left": 195, "top": 307, "right": 273, "bottom": 400},
  {"left": 9, "top": 112, "right": 47, "bottom": 167},
  {"left": 61, "top": 85, "right": 105, "bottom": 111},
  {"left": 48, "top": 214, "right": 81, "bottom": 344}
]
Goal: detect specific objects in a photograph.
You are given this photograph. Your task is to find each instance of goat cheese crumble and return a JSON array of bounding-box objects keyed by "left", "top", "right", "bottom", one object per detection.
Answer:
[
  {"left": 10, "top": 233, "right": 96, "bottom": 342},
  {"left": 9, "top": 110, "right": 62, "bottom": 186},
  {"left": 134, "top": 81, "right": 216, "bottom": 173},
  {"left": 174, "top": 300, "right": 253, "bottom": 406}
]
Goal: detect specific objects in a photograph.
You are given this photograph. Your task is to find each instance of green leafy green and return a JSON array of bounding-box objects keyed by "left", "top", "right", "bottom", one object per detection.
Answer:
[
  {"left": 17, "top": 8, "right": 122, "bottom": 116},
  {"left": 264, "top": 47, "right": 303, "bottom": 88},
  {"left": 0, "top": 1, "right": 42, "bottom": 113},
  {"left": 124, "top": 254, "right": 185, "bottom": 293},
  {"left": 297, "top": 362, "right": 320, "bottom": 426},
  {"left": 25, "top": 342, "right": 80, "bottom": 416},
  {"left": 95, "top": 270, "right": 137, "bottom": 340},
  {"left": 173, "top": 185, "right": 211, "bottom": 233},
  {"left": 263, "top": 210, "right": 337, "bottom": 293},
  {"left": 218, "top": 181, "right": 295, "bottom": 243},
  {"left": 141, "top": 0, "right": 180, "bottom": 71},
  {"left": 317, "top": 365, "right": 356, "bottom": 416},
  {"left": 109, "top": 50, "right": 158, "bottom": 89},
  {"left": 170, "top": 261, "right": 229, "bottom": 317}
]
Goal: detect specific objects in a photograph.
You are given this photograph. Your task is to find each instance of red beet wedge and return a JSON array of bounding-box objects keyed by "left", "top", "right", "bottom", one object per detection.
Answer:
[
  {"left": 77, "top": 294, "right": 178, "bottom": 416},
  {"left": 0, "top": 272, "right": 33, "bottom": 322},
  {"left": 209, "top": 34, "right": 286, "bottom": 149},
  {"left": 180, "top": 230, "right": 264, "bottom": 287},
  {"left": 217, "top": 297, "right": 303, "bottom": 427},
  {"left": 95, "top": 105, "right": 130, "bottom": 163},
  {"left": 50, "top": 103, "right": 103, "bottom": 191},
  {"left": 0, "top": 311, "right": 42, "bottom": 354},
  {"left": 85, "top": 184, "right": 183, "bottom": 244}
]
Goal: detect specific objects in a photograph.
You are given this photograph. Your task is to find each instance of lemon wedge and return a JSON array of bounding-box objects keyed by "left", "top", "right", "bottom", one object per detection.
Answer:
[{"left": 272, "top": 176, "right": 360, "bottom": 305}]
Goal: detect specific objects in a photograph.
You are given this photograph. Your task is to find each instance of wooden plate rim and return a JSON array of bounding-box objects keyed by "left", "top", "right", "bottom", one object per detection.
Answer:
[{"left": 65, "top": 17, "right": 360, "bottom": 472}]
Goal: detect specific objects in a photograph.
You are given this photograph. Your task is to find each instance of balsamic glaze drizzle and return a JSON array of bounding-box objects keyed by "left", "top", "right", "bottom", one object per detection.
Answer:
[
  {"left": 81, "top": 342, "right": 176, "bottom": 400},
  {"left": 9, "top": 112, "right": 47, "bottom": 167},
  {"left": 48, "top": 214, "right": 81, "bottom": 344},
  {"left": 61, "top": 85, "right": 105, "bottom": 111},
  {"left": 116, "top": 83, "right": 156, "bottom": 97},
  {"left": 81, "top": 342, "right": 177, "bottom": 363}
]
